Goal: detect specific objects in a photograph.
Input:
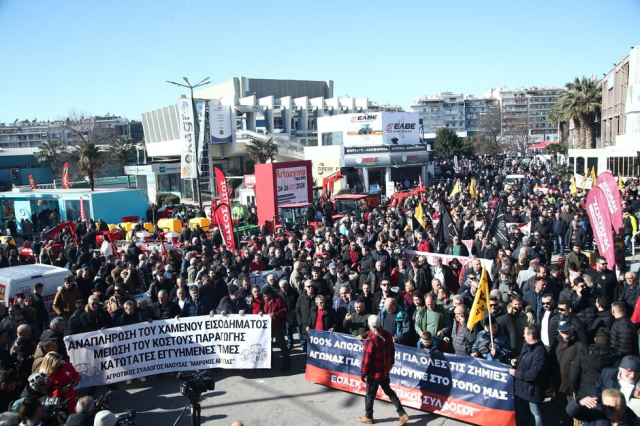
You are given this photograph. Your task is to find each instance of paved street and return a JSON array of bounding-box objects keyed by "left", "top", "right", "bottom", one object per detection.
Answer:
[{"left": 79, "top": 345, "right": 475, "bottom": 426}]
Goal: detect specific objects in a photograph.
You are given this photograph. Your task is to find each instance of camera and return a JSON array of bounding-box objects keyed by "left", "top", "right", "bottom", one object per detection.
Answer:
[
  {"left": 42, "top": 397, "right": 69, "bottom": 424},
  {"left": 94, "top": 391, "right": 112, "bottom": 412},
  {"left": 118, "top": 409, "right": 137, "bottom": 426},
  {"left": 177, "top": 370, "right": 215, "bottom": 399}
]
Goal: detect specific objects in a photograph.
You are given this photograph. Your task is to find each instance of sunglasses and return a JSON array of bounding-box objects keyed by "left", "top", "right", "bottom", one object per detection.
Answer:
[{"left": 541, "top": 302, "right": 552, "bottom": 306}]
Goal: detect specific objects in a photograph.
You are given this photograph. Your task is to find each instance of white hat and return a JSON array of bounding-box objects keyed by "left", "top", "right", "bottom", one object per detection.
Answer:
[{"left": 94, "top": 410, "right": 118, "bottom": 426}]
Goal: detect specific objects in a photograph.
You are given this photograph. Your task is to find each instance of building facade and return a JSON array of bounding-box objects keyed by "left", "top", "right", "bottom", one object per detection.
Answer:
[
  {"left": 410, "top": 93, "right": 497, "bottom": 134},
  {"left": 139, "top": 77, "right": 405, "bottom": 203}
]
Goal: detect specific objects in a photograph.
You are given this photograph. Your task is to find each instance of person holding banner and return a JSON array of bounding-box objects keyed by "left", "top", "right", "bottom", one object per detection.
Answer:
[
  {"left": 260, "top": 286, "right": 291, "bottom": 371},
  {"left": 358, "top": 315, "right": 409, "bottom": 425}
]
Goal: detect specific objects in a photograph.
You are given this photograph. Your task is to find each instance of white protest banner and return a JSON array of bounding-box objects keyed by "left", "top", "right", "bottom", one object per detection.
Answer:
[
  {"left": 404, "top": 250, "right": 493, "bottom": 271},
  {"left": 65, "top": 315, "right": 272, "bottom": 388}
]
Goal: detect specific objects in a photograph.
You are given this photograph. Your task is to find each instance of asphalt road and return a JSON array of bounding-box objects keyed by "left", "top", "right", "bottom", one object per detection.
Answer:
[
  {"left": 78, "top": 344, "right": 479, "bottom": 426},
  {"left": 76, "top": 341, "right": 568, "bottom": 426}
]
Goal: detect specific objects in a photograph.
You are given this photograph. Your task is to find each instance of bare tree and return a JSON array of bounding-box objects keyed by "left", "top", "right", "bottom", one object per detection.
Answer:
[{"left": 474, "top": 107, "right": 505, "bottom": 155}]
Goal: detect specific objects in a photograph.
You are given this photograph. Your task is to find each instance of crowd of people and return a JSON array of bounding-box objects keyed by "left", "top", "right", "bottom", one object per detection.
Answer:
[{"left": 2, "top": 155, "right": 640, "bottom": 425}]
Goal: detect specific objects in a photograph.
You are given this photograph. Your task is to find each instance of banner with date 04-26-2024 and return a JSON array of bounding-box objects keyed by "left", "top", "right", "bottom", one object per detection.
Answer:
[
  {"left": 305, "top": 330, "right": 515, "bottom": 426},
  {"left": 65, "top": 315, "right": 272, "bottom": 388}
]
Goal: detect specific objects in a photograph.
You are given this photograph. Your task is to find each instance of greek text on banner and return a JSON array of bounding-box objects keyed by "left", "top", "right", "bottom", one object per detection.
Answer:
[
  {"left": 305, "top": 330, "right": 515, "bottom": 426},
  {"left": 65, "top": 315, "right": 272, "bottom": 388}
]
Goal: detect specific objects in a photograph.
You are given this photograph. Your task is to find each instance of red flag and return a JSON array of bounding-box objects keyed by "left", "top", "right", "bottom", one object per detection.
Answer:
[
  {"left": 215, "top": 203, "right": 236, "bottom": 251},
  {"left": 62, "top": 162, "right": 70, "bottom": 189},
  {"left": 214, "top": 167, "right": 229, "bottom": 205},
  {"left": 596, "top": 172, "right": 624, "bottom": 234},
  {"left": 586, "top": 187, "right": 615, "bottom": 267},
  {"left": 28, "top": 174, "right": 37, "bottom": 189},
  {"left": 79, "top": 198, "right": 87, "bottom": 222}
]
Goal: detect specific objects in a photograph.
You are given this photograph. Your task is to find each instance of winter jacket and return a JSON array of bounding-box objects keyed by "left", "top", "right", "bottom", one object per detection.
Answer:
[
  {"left": 295, "top": 293, "right": 316, "bottom": 337},
  {"left": 48, "top": 361, "right": 81, "bottom": 414},
  {"left": 215, "top": 295, "right": 249, "bottom": 315},
  {"left": 451, "top": 320, "right": 476, "bottom": 356},
  {"left": 471, "top": 330, "right": 511, "bottom": 363},
  {"left": 551, "top": 334, "right": 586, "bottom": 393},
  {"left": 79, "top": 305, "right": 113, "bottom": 332},
  {"left": 591, "top": 367, "right": 632, "bottom": 398},
  {"left": 378, "top": 304, "right": 412, "bottom": 345},
  {"left": 52, "top": 286, "right": 82, "bottom": 318},
  {"left": 343, "top": 312, "right": 371, "bottom": 338},
  {"left": 588, "top": 310, "right": 615, "bottom": 340},
  {"left": 263, "top": 294, "right": 288, "bottom": 329},
  {"left": 564, "top": 227, "right": 587, "bottom": 249},
  {"left": 513, "top": 341, "right": 548, "bottom": 403},
  {"left": 180, "top": 296, "right": 213, "bottom": 317},
  {"left": 570, "top": 344, "right": 619, "bottom": 399},
  {"left": 611, "top": 315, "right": 638, "bottom": 356},
  {"left": 566, "top": 400, "right": 639, "bottom": 426},
  {"left": 308, "top": 306, "right": 339, "bottom": 331}
]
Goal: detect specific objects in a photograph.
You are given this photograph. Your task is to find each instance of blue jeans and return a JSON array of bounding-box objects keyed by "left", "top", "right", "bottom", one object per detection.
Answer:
[
  {"left": 625, "top": 234, "right": 634, "bottom": 252},
  {"left": 554, "top": 235, "right": 564, "bottom": 255},
  {"left": 284, "top": 322, "right": 302, "bottom": 347},
  {"left": 515, "top": 397, "right": 543, "bottom": 426}
]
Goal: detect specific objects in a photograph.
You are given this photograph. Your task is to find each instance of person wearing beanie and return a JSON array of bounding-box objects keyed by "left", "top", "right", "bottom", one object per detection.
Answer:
[{"left": 216, "top": 284, "right": 249, "bottom": 315}]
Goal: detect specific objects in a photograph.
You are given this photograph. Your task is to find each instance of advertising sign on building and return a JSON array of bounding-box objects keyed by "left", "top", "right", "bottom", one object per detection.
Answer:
[
  {"left": 381, "top": 112, "right": 420, "bottom": 144},
  {"left": 276, "top": 166, "right": 309, "bottom": 204},
  {"left": 319, "top": 112, "right": 421, "bottom": 146},
  {"left": 210, "top": 105, "right": 233, "bottom": 143},
  {"left": 176, "top": 99, "right": 197, "bottom": 179}
]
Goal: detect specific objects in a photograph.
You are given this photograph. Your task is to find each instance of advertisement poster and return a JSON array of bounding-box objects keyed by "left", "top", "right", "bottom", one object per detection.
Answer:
[
  {"left": 210, "top": 105, "right": 233, "bottom": 143},
  {"left": 276, "top": 166, "right": 309, "bottom": 204},
  {"left": 1, "top": 200, "right": 15, "bottom": 220},
  {"left": 66, "top": 316, "right": 272, "bottom": 387},
  {"left": 176, "top": 99, "right": 197, "bottom": 179}
]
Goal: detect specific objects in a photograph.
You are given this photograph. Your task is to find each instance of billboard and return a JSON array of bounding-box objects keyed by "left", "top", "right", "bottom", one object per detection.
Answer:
[
  {"left": 276, "top": 166, "right": 309, "bottom": 204},
  {"left": 210, "top": 105, "right": 233, "bottom": 143},
  {"left": 176, "top": 99, "right": 197, "bottom": 179},
  {"left": 319, "top": 112, "right": 421, "bottom": 146}
]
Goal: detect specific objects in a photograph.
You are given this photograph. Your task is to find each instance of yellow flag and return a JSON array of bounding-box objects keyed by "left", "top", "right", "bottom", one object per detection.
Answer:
[
  {"left": 467, "top": 266, "right": 490, "bottom": 331},
  {"left": 469, "top": 178, "right": 478, "bottom": 200},
  {"left": 414, "top": 202, "right": 426, "bottom": 229},
  {"left": 580, "top": 169, "right": 588, "bottom": 190},
  {"left": 570, "top": 175, "right": 578, "bottom": 196},
  {"left": 619, "top": 173, "right": 625, "bottom": 192},
  {"left": 590, "top": 166, "right": 596, "bottom": 181},
  {"left": 449, "top": 180, "right": 460, "bottom": 198}
]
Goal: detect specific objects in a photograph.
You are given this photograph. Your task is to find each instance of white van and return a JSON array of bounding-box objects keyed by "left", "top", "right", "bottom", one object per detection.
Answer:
[
  {"left": 504, "top": 174, "right": 525, "bottom": 191},
  {"left": 0, "top": 264, "right": 70, "bottom": 316}
]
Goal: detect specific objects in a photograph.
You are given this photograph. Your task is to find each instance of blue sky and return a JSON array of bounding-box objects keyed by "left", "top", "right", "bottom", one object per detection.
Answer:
[{"left": 0, "top": 0, "right": 638, "bottom": 122}]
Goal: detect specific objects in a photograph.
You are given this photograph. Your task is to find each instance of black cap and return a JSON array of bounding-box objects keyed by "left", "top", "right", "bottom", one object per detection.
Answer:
[
  {"left": 228, "top": 284, "right": 239, "bottom": 294},
  {"left": 262, "top": 285, "right": 274, "bottom": 295}
]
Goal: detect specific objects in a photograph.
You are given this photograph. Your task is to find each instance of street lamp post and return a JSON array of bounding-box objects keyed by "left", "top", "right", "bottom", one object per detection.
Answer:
[{"left": 166, "top": 76, "right": 211, "bottom": 209}]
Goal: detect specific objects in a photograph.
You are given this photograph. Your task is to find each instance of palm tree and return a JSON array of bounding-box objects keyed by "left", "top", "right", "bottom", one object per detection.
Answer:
[
  {"left": 75, "top": 141, "right": 105, "bottom": 191},
  {"left": 549, "top": 77, "right": 601, "bottom": 149},
  {"left": 245, "top": 137, "right": 277, "bottom": 164},
  {"left": 34, "top": 140, "right": 67, "bottom": 179},
  {"left": 110, "top": 136, "right": 135, "bottom": 168}
]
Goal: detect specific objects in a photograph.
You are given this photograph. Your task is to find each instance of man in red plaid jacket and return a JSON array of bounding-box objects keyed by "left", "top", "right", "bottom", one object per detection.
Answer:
[{"left": 358, "top": 315, "right": 409, "bottom": 425}]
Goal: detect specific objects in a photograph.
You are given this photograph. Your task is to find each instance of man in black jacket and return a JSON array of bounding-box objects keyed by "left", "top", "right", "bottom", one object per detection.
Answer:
[
  {"left": 570, "top": 327, "right": 618, "bottom": 400},
  {"left": 79, "top": 296, "right": 113, "bottom": 332},
  {"left": 295, "top": 280, "right": 316, "bottom": 351},
  {"left": 278, "top": 280, "right": 300, "bottom": 350},
  {"left": 585, "top": 256, "right": 618, "bottom": 303},
  {"left": 611, "top": 301, "right": 638, "bottom": 356},
  {"left": 590, "top": 355, "right": 640, "bottom": 398},
  {"left": 151, "top": 290, "right": 181, "bottom": 319}
]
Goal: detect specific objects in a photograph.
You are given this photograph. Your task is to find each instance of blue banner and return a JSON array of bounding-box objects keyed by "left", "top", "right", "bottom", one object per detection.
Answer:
[{"left": 305, "top": 330, "right": 515, "bottom": 426}]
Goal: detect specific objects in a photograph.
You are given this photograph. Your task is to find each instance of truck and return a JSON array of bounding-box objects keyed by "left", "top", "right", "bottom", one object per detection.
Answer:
[{"left": 0, "top": 264, "right": 70, "bottom": 316}]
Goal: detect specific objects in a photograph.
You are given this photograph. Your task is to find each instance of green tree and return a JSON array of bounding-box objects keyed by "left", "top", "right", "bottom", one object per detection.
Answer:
[
  {"left": 75, "top": 141, "right": 105, "bottom": 191},
  {"left": 34, "top": 140, "right": 67, "bottom": 179},
  {"left": 549, "top": 77, "right": 601, "bottom": 149},
  {"left": 109, "top": 136, "right": 135, "bottom": 168},
  {"left": 434, "top": 128, "right": 462, "bottom": 158},
  {"left": 245, "top": 137, "right": 277, "bottom": 164},
  {"left": 543, "top": 141, "right": 567, "bottom": 166}
]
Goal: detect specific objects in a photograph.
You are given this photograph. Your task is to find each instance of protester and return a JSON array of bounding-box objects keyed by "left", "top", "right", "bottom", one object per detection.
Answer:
[{"left": 358, "top": 315, "right": 409, "bottom": 425}]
